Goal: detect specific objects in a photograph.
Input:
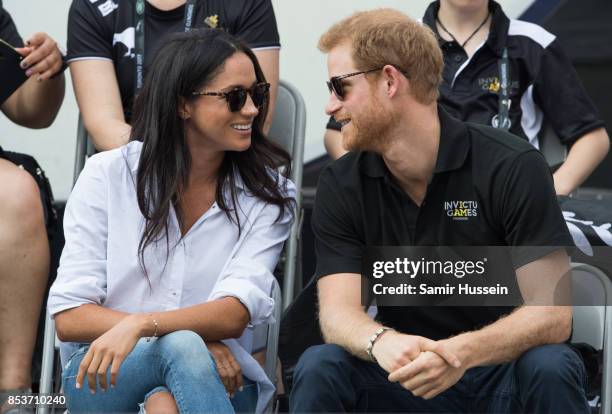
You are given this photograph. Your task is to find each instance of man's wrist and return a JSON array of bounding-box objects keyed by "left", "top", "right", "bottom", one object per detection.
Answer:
[
  {"left": 446, "top": 333, "right": 476, "bottom": 369},
  {"left": 366, "top": 327, "right": 393, "bottom": 362}
]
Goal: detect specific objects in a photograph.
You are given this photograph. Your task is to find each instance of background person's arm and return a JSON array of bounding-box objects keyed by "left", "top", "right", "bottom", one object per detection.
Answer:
[
  {"left": 254, "top": 48, "right": 278, "bottom": 134},
  {"left": 70, "top": 59, "right": 131, "bottom": 151},
  {"left": 1, "top": 33, "right": 65, "bottom": 128},
  {"left": 553, "top": 127, "right": 610, "bottom": 195},
  {"left": 532, "top": 38, "right": 608, "bottom": 194},
  {"left": 324, "top": 128, "right": 348, "bottom": 160}
]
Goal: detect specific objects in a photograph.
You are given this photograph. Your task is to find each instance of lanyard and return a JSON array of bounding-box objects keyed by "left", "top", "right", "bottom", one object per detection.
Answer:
[
  {"left": 496, "top": 47, "right": 511, "bottom": 130},
  {"left": 134, "top": 0, "right": 197, "bottom": 94}
]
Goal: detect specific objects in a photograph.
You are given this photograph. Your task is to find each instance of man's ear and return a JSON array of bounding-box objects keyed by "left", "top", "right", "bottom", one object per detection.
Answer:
[
  {"left": 179, "top": 97, "right": 191, "bottom": 120},
  {"left": 381, "top": 65, "right": 408, "bottom": 99}
]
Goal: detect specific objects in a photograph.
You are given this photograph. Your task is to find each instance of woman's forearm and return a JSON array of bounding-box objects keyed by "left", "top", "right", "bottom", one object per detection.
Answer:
[
  {"left": 155, "top": 297, "right": 250, "bottom": 341},
  {"left": 55, "top": 304, "right": 129, "bottom": 342},
  {"left": 55, "top": 297, "right": 250, "bottom": 343}
]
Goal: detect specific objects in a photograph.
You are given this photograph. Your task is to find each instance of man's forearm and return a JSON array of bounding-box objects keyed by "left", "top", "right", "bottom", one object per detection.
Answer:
[
  {"left": 448, "top": 306, "right": 572, "bottom": 369},
  {"left": 319, "top": 306, "right": 383, "bottom": 360},
  {"left": 553, "top": 127, "right": 610, "bottom": 195}
]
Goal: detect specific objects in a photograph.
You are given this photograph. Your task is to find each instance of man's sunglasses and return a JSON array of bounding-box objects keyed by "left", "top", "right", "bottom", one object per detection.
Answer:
[
  {"left": 326, "top": 68, "right": 383, "bottom": 100},
  {"left": 192, "top": 82, "right": 270, "bottom": 112}
]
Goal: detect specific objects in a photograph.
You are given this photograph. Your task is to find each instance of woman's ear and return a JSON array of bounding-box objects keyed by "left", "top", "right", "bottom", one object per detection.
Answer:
[{"left": 179, "top": 98, "right": 191, "bottom": 120}]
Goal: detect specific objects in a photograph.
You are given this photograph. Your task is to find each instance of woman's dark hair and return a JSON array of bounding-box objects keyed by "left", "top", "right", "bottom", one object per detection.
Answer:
[{"left": 129, "top": 29, "right": 293, "bottom": 275}]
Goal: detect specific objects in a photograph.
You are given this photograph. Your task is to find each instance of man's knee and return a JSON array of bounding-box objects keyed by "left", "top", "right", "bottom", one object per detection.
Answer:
[
  {"left": 294, "top": 344, "right": 354, "bottom": 384},
  {"left": 516, "top": 344, "right": 586, "bottom": 386}
]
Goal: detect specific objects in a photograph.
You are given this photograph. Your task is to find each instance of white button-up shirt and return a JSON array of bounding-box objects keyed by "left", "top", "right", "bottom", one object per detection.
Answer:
[{"left": 48, "top": 141, "right": 295, "bottom": 413}]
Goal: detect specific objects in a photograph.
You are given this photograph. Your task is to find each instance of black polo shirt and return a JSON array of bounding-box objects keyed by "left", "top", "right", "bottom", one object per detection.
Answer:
[
  {"left": 422, "top": 0, "right": 604, "bottom": 148},
  {"left": 313, "top": 107, "right": 573, "bottom": 340}
]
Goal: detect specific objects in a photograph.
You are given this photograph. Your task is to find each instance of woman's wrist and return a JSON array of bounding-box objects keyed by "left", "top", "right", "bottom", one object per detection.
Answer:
[{"left": 127, "top": 313, "right": 154, "bottom": 337}]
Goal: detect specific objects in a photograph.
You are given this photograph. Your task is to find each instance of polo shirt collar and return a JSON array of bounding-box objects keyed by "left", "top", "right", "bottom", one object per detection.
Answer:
[
  {"left": 360, "top": 105, "right": 470, "bottom": 178},
  {"left": 361, "top": 152, "right": 387, "bottom": 178},
  {"left": 485, "top": 1, "right": 510, "bottom": 56},
  {"left": 435, "top": 105, "right": 470, "bottom": 173},
  {"left": 423, "top": 0, "right": 510, "bottom": 57}
]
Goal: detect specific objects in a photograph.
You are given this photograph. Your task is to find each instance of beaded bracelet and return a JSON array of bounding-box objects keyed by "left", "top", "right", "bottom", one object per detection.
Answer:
[{"left": 146, "top": 314, "right": 159, "bottom": 342}]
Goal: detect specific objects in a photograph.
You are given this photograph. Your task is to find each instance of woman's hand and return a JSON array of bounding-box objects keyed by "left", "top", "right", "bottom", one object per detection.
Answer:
[
  {"left": 76, "top": 313, "right": 148, "bottom": 393},
  {"left": 207, "top": 341, "right": 243, "bottom": 397},
  {"left": 15, "top": 32, "right": 63, "bottom": 81}
]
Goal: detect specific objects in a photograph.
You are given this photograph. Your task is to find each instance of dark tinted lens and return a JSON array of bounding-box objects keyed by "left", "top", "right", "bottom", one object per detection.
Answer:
[
  {"left": 227, "top": 88, "right": 247, "bottom": 112},
  {"left": 331, "top": 77, "right": 345, "bottom": 100},
  {"left": 251, "top": 83, "right": 269, "bottom": 108}
]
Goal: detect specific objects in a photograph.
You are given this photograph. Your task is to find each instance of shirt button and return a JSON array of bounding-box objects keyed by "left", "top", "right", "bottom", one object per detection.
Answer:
[
  {"left": 172, "top": 292, "right": 177, "bottom": 296},
  {"left": 454, "top": 55, "right": 463, "bottom": 63}
]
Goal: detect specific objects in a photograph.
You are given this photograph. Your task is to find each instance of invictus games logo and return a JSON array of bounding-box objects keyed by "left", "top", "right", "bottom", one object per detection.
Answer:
[
  {"left": 204, "top": 15, "right": 219, "bottom": 28},
  {"left": 477, "top": 77, "right": 519, "bottom": 94},
  {"left": 444, "top": 200, "right": 478, "bottom": 221},
  {"left": 478, "top": 76, "right": 501, "bottom": 93}
]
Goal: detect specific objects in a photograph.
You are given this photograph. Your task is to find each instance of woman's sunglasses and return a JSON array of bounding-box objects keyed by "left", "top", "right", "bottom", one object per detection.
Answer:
[
  {"left": 326, "top": 68, "right": 382, "bottom": 100},
  {"left": 192, "top": 82, "right": 270, "bottom": 112}
]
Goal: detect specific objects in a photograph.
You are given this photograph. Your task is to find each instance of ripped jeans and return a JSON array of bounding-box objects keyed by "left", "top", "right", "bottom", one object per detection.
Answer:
[{"left": 62, "top": 330, "right": 258, "bottom": 413}]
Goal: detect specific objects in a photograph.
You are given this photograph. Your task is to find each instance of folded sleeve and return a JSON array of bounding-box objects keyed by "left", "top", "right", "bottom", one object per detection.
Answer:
[
  {"left": 208, "top": 178, "right": 296, "bottom": 325},
  {"left": 47, "top": 154, "right": 109, "bottom": 317}
]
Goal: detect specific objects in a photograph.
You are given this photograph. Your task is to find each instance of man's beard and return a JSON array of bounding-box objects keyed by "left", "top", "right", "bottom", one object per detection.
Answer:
[{"left": 342, "top": 94, "right": 397, "bottom": 154}]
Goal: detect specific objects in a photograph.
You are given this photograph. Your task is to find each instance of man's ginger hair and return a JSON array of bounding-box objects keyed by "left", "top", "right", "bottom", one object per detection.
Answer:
[{"left": 318, "top": 8, "right": 443, "bottom": 104}]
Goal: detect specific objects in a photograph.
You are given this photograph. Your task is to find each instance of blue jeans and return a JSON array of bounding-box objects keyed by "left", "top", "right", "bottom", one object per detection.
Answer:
[
  {"left": 290, "top": 343, "right": 590, "bottom": 413},
  {"left": 62, "top": 330, "right": 258, "bottom": 413}
]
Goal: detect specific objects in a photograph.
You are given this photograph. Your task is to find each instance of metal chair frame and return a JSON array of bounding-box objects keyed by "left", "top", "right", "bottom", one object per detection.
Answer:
[{"left": 570, "top": 262, "right": 612, "bottom": 413}]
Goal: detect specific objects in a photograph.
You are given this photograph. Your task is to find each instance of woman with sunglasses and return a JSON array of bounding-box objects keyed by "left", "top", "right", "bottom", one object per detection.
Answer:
[{"left": 47, "top": 28, "right": 295, "bottom": 413}]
